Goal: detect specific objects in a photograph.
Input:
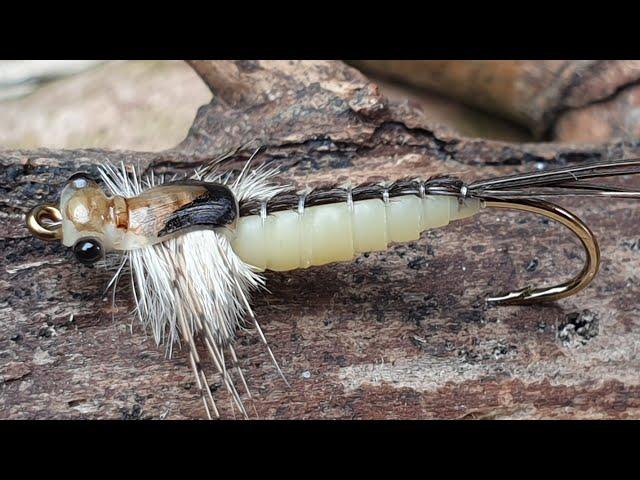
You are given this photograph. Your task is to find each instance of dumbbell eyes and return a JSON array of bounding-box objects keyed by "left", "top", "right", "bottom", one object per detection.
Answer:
[
  {"left": 67, "top": 172, "right": 96, "bottom": 189},
  {"left": 73, "top": 238, "right": 104, "bottom": 265}
]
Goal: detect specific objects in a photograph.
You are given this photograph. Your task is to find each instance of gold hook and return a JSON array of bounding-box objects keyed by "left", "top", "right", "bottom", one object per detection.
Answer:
[
  {"left": 483, "top": 198, "right": 600, "bottom": 305},
  {"left": 26, "top": 204, "right": 63, "bottom": 241}
]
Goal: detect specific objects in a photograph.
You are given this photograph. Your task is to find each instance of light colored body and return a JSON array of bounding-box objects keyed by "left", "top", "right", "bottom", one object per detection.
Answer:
[{"left": 230, "top": 195, "right": 481, "bottom": 271}]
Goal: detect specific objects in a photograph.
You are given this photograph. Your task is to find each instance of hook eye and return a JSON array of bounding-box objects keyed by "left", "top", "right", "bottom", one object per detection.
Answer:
[{"left": 26, "top": 204, "right": 62, "bottom": 241}]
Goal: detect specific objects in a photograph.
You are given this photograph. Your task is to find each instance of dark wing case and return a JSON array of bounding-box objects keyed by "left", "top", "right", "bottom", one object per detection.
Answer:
[{"left": 126, "top": 181, "right": 238, "bottom": 240}]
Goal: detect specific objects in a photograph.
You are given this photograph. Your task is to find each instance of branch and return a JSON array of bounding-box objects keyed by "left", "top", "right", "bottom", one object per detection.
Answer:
[{"left": 352, "top": 60, "right": 640, "bottom": 141}]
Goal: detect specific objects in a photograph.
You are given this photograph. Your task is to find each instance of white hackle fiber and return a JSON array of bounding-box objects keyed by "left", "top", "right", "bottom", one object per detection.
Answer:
[{"left": 98, "top": 154, "right": 289, "bottom": 419}]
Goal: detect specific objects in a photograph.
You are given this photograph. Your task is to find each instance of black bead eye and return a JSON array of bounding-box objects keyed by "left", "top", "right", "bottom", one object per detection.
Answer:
[
  {"left": 68, "top": 172, "right": 96, "bottom": 189},
  {"left": 73, "top": 238, "right": 103, "bottom": 265}
]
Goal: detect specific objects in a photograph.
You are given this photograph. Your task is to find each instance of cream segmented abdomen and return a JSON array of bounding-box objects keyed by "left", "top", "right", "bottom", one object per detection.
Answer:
[{"left": 230, "top": 194, "right": 480, "bottom": 271}]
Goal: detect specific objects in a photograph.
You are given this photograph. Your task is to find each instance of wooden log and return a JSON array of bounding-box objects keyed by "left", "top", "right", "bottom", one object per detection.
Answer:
[
  {"left": 2, "top": 60, "right": 640, "bottom": 419},
  {"left": 352, "top": 60, "right": 640, "bottom": 142}
]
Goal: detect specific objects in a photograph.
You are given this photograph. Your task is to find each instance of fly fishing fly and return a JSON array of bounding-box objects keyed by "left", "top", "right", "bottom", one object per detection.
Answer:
[{"left": 26, "top": 154, "right": 640, "bottom": 418}]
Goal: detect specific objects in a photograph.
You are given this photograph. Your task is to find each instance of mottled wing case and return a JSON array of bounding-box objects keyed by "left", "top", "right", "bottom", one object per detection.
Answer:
[{"left": 126, "top": 181, "right": 238, "bottom": 240}]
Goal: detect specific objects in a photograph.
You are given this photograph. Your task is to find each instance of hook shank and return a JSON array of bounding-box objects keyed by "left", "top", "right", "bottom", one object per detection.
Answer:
[{"left": 483, "top": 198, "right": 600, "bottom": 305}]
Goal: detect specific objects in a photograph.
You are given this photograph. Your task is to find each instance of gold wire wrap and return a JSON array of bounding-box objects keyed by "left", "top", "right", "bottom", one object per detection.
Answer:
[
  {"left": 484, "top": 198, "right": 600, "bottom": 305},
  {"left": 26, "top": 204, "right": 63, "bottom": 241}
]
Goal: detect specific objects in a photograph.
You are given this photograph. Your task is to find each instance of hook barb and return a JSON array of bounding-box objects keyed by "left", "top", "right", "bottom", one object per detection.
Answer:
[{"left": 483, "top": 198, "right": 600, "bottom": 306}]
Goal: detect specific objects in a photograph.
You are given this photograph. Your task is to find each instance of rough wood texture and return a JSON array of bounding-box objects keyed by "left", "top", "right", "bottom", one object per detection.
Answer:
[
  {"left": 352, "top": 60, "right": 640, "bottom": 142},
  {"left": 2, "top": 60, "right": 640, "bottom": 419}
]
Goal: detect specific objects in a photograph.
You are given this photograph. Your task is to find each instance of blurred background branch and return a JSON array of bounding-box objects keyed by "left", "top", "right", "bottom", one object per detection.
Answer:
[
  {"left": 351, "top": 60, "right": 640, "bottom": 142},
  {"left": 0, "top": 60, "right": 211, "bottom": 151},
  {"left": 2, "top": 60, "right": 639, "bottom": 152}
]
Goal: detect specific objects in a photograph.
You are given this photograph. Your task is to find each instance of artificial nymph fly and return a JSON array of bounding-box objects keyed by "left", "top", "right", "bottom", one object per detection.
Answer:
[{"left": 26, "top": 156, "right": 640, "bottom": 418}]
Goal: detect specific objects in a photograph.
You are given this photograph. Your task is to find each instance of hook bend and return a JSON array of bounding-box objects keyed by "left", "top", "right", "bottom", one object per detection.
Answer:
[{"left": 483, "top": 198, "right": 600, "bottom": 305}]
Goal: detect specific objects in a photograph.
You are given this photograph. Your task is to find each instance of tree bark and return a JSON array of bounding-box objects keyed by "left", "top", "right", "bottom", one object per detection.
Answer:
[
  {"left": 352, "top": 60, "right": 640, "bottom": 142},
  {"left": 2, "top": 60, "right": 640, "bottom": 419}
]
